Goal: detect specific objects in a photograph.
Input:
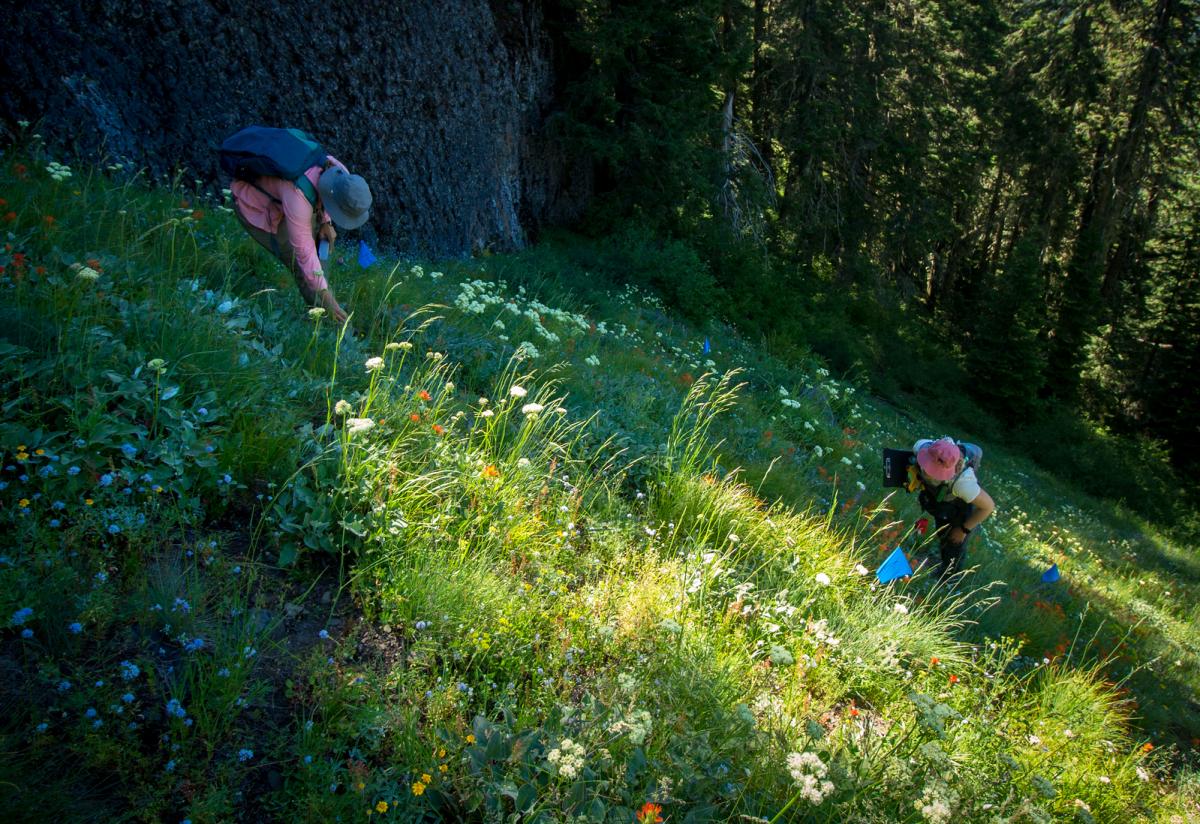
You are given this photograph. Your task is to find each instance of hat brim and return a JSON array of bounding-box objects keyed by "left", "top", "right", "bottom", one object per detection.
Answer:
[
  {"left": 317, "top": 169, "right": 370, "bottom": 230},
  {"left": 916, "top": 448, "right": 956, "bottom": 482}
]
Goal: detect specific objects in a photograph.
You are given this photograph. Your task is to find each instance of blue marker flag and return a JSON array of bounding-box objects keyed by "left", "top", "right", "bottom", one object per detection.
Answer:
[
  {"left": 358, "top": 240, "right": 377, "bottom": 269},
  {"left": 1041, "top": 563, "right": 1060, "bottom": 583},
  {"left": 877, "top": 547, "right": 913, "bottom": 584},
  {"left": 702, "top": 337, "right": 711, "bottom": 354}
]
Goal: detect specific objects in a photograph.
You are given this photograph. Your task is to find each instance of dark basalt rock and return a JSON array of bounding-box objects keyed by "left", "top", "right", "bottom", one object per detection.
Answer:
[{"left": 0, "top": 0, "right": 591, "bottom": 256}]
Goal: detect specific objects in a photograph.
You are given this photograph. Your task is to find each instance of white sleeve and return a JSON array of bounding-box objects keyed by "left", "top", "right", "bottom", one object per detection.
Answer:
[{"left": 952, "top": 468, "right": 981, "bottom": 503}]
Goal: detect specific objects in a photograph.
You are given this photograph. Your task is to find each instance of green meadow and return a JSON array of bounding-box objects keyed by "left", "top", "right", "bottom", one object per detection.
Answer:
[{"left": 2, "top": 144, "right": 1198, "bottom": 822}]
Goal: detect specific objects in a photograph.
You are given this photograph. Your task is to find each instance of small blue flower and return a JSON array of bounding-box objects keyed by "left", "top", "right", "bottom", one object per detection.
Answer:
[
  {"left": 120, "top": 443, "right": 138, "bottom": 459},
  {"left": 231, "top": 565, "right": 241, "bottom": 575},
  {"left": 35, "top": 722, "right": 48, "bottom": 733},
  {"left": 52, "top": 500, "right": 65, "bottom": 510},
  {"left": 99, "top": 473, "right": 113, "bottom": 487},
  {"left": 21, "top": 629, "right": 33, "bottom": 639},
  {"left": 304, "top": 755, "right": 312, "bottom": 764},
  {"left": 57, "top": 680, "right": 71, "bottom": 692},
  {"left": 319, "top": 629, "right": 330, "bottom": 640},
  {"left": 197, "top": 407, "right": 207, "bottom": 416},
  {"left": 217, "top": 668, "right": 230, "bottom": 678},
  {"left": 68, "top": 465, "right": 81, "bottom": 475},
  {"left": 107, "top": 524, "right": 121, "bottom": 534},
  {"left": 93, "top": 719, "right": 103, "bottom": 729},
  {"left": 11, "top": 607, "right": 33, "bottom": 626},
  {"left": 205, "top": 445, "right": 215, "bottom": 453},
  {"left": 184, "top": 638, "right": 205, "bottom": 653},
  {"left": 166, "top": 698, "right": 187, "bottom": 719},
  {"left": 120, "top": 660, "right": 140, "bottom": 680},
  {"left": 122, "top": 692, "right": 135, "bottom": 703},
  {"left": 94, "top": 680, "right": 104, "bottom": 688},
  {"left": 68, "top": 622, "right": 83, "bottom": 634},
  {"left": 165, "top": 759, "right": 176, "bottom": 773},
  {"left": 184, "top": 717, "right": 193, "bottom": 726},
  {"left": 74, "top": 438, "right": 86, "bottom": 448},
  {"left": 237, "top": 748, "right": 254, "bottom": 762},
  {"left": 85, "top": 708, "right": 97, "bottom": 719},
  {"left": 94, "top": 571, "right": 108, "bottom": 583},
  {"left": 49, "top": 519, "right": 61, "bottom": 528}
]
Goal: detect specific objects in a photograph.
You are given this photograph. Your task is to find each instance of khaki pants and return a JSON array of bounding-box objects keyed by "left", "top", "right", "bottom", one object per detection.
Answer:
[{"left": 234, "top": 201, "right": 323, "bottom": 306}]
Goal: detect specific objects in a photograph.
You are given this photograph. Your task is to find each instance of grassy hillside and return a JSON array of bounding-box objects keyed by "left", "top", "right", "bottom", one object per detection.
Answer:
[{"left": 1, "top": 144, "right": 1198, "bottom": 822}]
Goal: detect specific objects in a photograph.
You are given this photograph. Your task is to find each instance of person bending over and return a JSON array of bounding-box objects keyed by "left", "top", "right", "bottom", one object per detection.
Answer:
[
  {"left": 911, "top": 437, "right": 996, "bottom": 579},
  {"left": 230, "top": 145, "right": 371, "bottom": 324}
]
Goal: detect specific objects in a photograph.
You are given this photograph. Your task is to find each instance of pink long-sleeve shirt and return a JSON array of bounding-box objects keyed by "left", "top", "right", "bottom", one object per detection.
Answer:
[{"left": 231, "top": 155, "right": 348, "bottom": 295}]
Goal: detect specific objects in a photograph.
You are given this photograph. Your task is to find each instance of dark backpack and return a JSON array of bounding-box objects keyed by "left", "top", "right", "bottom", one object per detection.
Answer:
[{"left": 219, "top": 126, "right": 326, "bottom": 208}]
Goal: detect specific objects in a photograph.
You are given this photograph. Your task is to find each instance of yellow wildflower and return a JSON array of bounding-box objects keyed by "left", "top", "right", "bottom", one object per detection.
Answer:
[
  {"left": 420, "top": 773, "right": 432, "bottom": 784},
  {"left": 35, "top": 448, "right": 44, "bottom": 456},
  {"left": 19, "top": 498, "right": 30, "bottom": 508},
  {"left": 85, "top": 498, "right": 94, "bottom": 506},
  {"left": 466, "top": 734, "right": 476, "bottom": 744},
  {"left": 356, "top": 781, "right": 365, "bottom": 792},
  {"left": 375, "top": 801, "right": 388, "bottom": 813},
  {"left": 437, "top": 748, "right": 446, "bottom": 758},
  {"left": 438, "top": 764, "right": 448, "bottom": 773},
  {"left": 411, "top": 782, "right": 425, "bottom": 796}
]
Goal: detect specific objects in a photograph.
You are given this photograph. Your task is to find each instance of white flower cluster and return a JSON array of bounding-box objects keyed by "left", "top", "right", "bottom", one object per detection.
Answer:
[
  {"left": 46, "top": 161, "right": 72, "bottom": 182},
  {"left": 609, "top": 709, "right": 653, "bottom": 746},
  {"left": 515, "top": 340, "right": 541, "bottom": 360},
  {"left": 806, "top": 618, "right": 840, "bottom": 648},
  {"left": 454, "top": 279, "right": 508, "bottom": 315},
  {"left": 914, "top": 778, "right": 958, "bottom": 824},
  {"left": 546, "top": 737, "right": 586, "bottom": 780},
  {"left": 72, "top": 263, "right": 100, "bottom": 281},
  {"left": 334, "top": 399, "right": 352, "bottom": 416},
  {"left": 786, "top": 750, "right": 834, "bottom": 805},
  {"left": 346, "top": 418, "right": 375, "bottom": 435},
  {"left": 365, "top": 356, "right": 384, "bottom": 372},
  {"left": 585, "top": 354, "right": 601, "bottom": 367}
]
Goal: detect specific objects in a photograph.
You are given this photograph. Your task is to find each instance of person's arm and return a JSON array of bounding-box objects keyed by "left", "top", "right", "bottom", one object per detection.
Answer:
[
  {"left": 280, "top": 188, "right": 348, "bottom": 324},
  {"left": 948, "top": 488, "right": 995, "bottom": 543}
]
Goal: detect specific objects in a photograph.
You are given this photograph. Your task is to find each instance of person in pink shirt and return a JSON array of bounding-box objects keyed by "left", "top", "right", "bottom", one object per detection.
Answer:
[{"left": 231, "top": 155, "right": 372, "bottom": 324}]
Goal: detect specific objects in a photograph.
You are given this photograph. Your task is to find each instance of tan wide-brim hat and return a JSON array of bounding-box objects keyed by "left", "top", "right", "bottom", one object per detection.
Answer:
[{"left": 317, "top": 167, "right": 372, "bottom": 230}]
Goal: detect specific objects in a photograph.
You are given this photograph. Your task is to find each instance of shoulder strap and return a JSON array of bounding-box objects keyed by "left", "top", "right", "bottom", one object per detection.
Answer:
[{"left": 293, "top": 173, "right": 319, "bottom": 209}]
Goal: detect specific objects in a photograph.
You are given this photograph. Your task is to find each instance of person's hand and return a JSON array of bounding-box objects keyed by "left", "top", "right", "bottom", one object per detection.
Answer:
[
  {"left": 319, "top": 289, "right": 349, "bottom": 326},
  {"left": 948, "top": 526, "right": 968, "bottom": 544},
  {"left": 318, "top": 223, "right": 337, "bottom": 248}
]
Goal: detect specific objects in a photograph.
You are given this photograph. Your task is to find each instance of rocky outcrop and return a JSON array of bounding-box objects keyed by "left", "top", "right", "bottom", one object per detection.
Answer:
[{"left": 0, "top": 0, "right": 590, "bottom": 255}]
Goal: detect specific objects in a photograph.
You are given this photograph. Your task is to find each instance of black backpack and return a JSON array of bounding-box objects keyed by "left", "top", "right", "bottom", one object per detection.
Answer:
[{"left": 219, "top": 126, "right": 326, "bottom": 207}]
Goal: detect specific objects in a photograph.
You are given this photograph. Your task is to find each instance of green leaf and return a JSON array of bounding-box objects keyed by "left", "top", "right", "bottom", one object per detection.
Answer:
[
  {"left": 277, "top": 545, "right": 298, "bottom": 567},
  {"left": 516, "top": 783, "right": 537, "bottom": 812}
]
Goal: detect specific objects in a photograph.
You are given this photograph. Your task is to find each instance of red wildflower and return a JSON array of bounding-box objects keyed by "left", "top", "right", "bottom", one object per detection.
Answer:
[
  {"left": 948, "top": 674, "right": 959, "bottom": 685},
  {"left": 14, "top": 163, "right": 27, "bottom": 178},
  {"left": 35, "top": 266, "right": 46, "bottom": 276},
  {"left": 432, "top": 424, "right": 445, "bottom": 435},
  {"left": 43, "top": 215, "right": 56, "bottom": 226},
  {"left": 2, "top": 212, "right": 15, "bottom": 223},
  {"left": 915, "top": 517, "right": 929, "bottom": 536},
  {"left": 87, "top": 258, "right": 103, "bottom": 271},
  {"left": 482, "top": 465, "right": 499, "bottom": 479},
  {"left": 409, "top": 413, "right": 420, "bottom": 422},
  {"left": 191, "top": 209, "right": 205, "bottom": 221},
  {"left": 930, "top": 657, "right": 939, "bottom": 667},
  {"left": 12, "top": 253, "right": 26, "bottom": 268},
  {"left": 636, "top": 802, "right": 664, "bottom": 823},
  {"left": 419, "top": 390, "right": 431, "bottom": 401},
  {"left": 1142, "top": 742, "right": 1153, "bottom": 753}
]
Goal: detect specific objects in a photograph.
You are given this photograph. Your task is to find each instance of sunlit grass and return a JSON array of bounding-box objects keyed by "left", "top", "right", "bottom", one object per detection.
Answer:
[{"left": 0, "top": 142, "right": 1196, "bottom": 821}]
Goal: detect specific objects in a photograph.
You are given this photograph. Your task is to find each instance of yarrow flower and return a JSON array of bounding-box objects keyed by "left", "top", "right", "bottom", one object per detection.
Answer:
[
  {"left": 364, "top": 356, "right": 384, "bottom": 372},
  {"left": 334, "top": 399, "right": 352, "bottom": 416},
  {"left": 346, "top": 418, "right": 375, "bottom": 435},
  {"left": 521, "top": 403, "right": 544, "bottom": 416},
  {"left": 814, "top": 572, "right": 832, "bottom": 586},
  {"left": 786, "top": 750, "right": 834, "bottom": 805},
  {"left": 509, "top": 385, "right": 527, "bottom": 398},
  {"left": 546, "top": 737, "right": 586, "bottom": 780}
]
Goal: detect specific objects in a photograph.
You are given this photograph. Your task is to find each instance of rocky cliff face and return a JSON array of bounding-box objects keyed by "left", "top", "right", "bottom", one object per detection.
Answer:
[{"left": 1, "top": 0, "right": 590, "bottom": 255}]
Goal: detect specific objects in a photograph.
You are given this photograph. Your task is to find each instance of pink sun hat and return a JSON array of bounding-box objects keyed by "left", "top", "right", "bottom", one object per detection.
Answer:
[{"left": 917, "top": 437, "right": 962, "bottom": 482}]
